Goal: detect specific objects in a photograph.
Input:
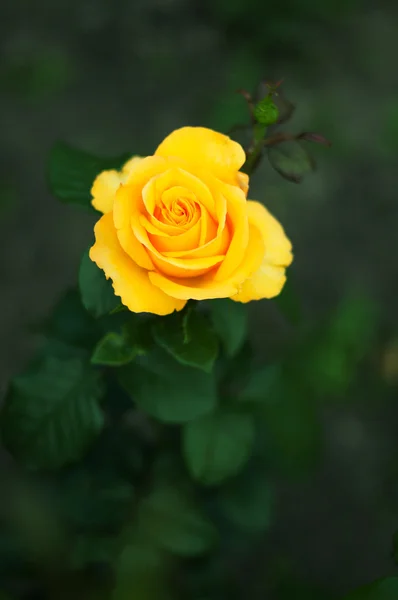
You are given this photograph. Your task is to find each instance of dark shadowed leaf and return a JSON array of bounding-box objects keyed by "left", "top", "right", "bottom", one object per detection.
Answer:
[
  {"left": 153, "top": 309, "right": 219, "bottom": 372},
  {"left": 268, "top": 140, "right": 315, "bottom": 183},
  {"left": 117, "top": 348, "right": 217, "bottom": 423},
  {"left": 0, "top": 357, "right": 105, "bottom": 470},
  {"left": 79, "top": 250, "right": 120, "bottom": 318},
  {"left": 208, "top": 299, "right": 248, "bottom": 358},
  {"left": 45, "top": 288, "right": 98, "bottom": 349},
  {"left": 138, "top": 486, "right": 217, "bottom": 556},
  {"left": 57, "top": 465, "right": 134, "bottom": 536},
  {"left": 216, "top": 461, "right": 273, "bottom": 533},
  {"left": 183, "top": 410, "right": 255, "bottom": 485},
  {"left": 91, "top": 318, "right": 148, "bottom": 367},
  {"left": 48, "top": 141, "right": 131, "bottom": 209},
  {"left": 91, "top": 332, "right": 139, "bottom": 366}
]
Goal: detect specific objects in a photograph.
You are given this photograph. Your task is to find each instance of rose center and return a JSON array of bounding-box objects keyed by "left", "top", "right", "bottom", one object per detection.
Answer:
[{"left": 155, "top": 186, "right": 198, "bottom": 227}]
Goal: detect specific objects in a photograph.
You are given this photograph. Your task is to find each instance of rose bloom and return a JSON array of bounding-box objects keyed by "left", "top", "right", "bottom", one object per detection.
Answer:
[{"left": 90, "top": 127, "right": 292, "bottom": 315}]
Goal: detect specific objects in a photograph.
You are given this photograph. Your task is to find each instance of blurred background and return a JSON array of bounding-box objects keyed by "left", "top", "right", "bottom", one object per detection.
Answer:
[{"left": 1, "top": 0, "right": 398, "bottom": 597}]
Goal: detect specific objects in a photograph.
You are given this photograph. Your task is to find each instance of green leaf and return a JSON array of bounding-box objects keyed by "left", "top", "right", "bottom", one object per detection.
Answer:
[
  {"left": 239, "top": 363, "right": 283, "bottom": 405},
  {"left": 138, "top": 486, "right": 217, "bottom": 556},
  {"left": 342, "top": 578, "right": 398, "bottom": 600},
  {"left": 117, "top": 348, "right": 217, "bottom": 423},
  {"left": 153, "top": 309, "right": 219, "bottom": 372},
  {"left": 91, "top": 319, "right": 148, "bottom": 367},
  {"left": 267, "top": 140, "right": 315, "bottom": 183},
  {"left": 79, "top": 250, "right": 120, "bottom": 318},
  {"left": 45, "top": 288, "right": 98, "bottom": 349},
  {"left": 183, "top": 410, "right": 255, "bottom": 485},
  {"left": 58, "top": 466, "right": 134, "bottom": 535},
  {"left": 1, "top": 357, "right": 105, "bottom": 470},
  {"left": 217, "top": 463, "right": 273, "bottom": 534},
  {"left": 208, "top": 299, "right": 248, "bottom": 358},
  {"left": 48, "top": 141, "right": 130, "bottom": 209}
]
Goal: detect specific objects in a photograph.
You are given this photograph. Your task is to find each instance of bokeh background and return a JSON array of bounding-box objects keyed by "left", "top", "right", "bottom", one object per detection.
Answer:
[{"left": 1, "top": 0, "right": 398, "bottom": 596}]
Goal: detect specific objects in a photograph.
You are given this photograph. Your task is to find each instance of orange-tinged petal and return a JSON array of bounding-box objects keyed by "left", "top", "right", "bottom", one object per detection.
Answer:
[
  {"left": 142, "top": 167, "right": 217, "bottom": 221},
  {"left": 132, "top": 217, "right": 225, "bottom": 278},
  {"left": 162, "top": 219, "right": 229, "bottom": 259},
  {"left": 151, "top": 254, "right": 225, "bottom": 279},
  {"left": 213, "top": 182, "right": 249, "bottom": 281},
  {"left": 116, "top": 227, "right": 154, "bottom": 271},
  {"left": 113, "top": 185, "right": 154, "bottom": 270},
  {"left": 155, "top": 127, "right": 246, "bottom": 181},
  {"left": 91, "top": 170, "right": 122, "bottom": 214},
  {"left": 148, "top": 224, "right": 264, "bottom": 300},
  {"left": 231, "top": 201, "right": 293, "bottom": 302},
  {"left": 89, "top": 213, "right": 186, "bottom": 315},
  {"left": 148, "top": 214, "right": 202, "bottom": 253},
  {"left": 140, "top": 214, "right": 181, "bottom": 236}
]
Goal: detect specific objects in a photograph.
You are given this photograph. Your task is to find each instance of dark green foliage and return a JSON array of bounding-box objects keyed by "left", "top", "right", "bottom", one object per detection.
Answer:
[
  {"left": 153, "top": 308, "right": 219, "bottom": 372},
  {"left": 1, "top": 356, "right": 105, "bottom": 470},
  {"left": 79, "top": 250, "right": 121, "bottom": 318},
  {"left": 183, "top": 410, "right": 255, "bottom": 485},
  {"left": 117, "top": 348, "right": 217, "bottom": 423},
  {"left": 48, "top": 142, "right": 130, "bottom": 210},
  {"left": 267, "top": 140, "right": 315, "bottom": 183},
  {"left": 136, "top": 485, "right": 218, "bottom": 556},
  {"left": 208, "top": 299, "right": 248, "bottom": 358},
  {"left": 2, "top": 113, "right": 385, "bottom": 600}
]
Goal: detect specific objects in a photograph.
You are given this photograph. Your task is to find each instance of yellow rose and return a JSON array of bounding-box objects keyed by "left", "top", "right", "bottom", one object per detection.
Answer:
[{"left": 89, "top": 127, "right": 292, "bottom": 315}]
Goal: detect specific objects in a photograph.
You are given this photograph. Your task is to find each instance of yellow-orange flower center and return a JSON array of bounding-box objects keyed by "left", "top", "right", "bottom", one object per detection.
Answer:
[{"left": 154, "top": 186, "right": 198, "bottom": 228}]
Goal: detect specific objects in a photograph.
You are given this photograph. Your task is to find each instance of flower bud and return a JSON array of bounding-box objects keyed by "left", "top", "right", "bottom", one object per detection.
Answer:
[{"left": 253, "top": 98, "right": 279, "bottom": 126}]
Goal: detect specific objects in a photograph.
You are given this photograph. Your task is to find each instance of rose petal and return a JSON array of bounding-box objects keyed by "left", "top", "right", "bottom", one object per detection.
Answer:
[
  {"left": 148, "top": 224, "right": 264, "bottom": 300},
  {"left": 231, "top": 201, "right": 293, "bottom": 302},
  {"left": 212, "top": 182, "right": 249, "bottom": 281},
  {"left": 247, "top": 201, "right": 293, "bottom": 267},
  {"left": 113, "top": 185, "right": 154, "bottom": 270},
  {"left": 132, "top": 217, "right": 225, "bottom": 278},
  {"left": 142, "top": 167, "right": 217, "bottom": 221},
  {"left": 91, "top": 170, "right": 122, "bottom": 214},
  {"left": 91, "top": 156, "right": 143, "bottom": 214},
  {"left": 155, "top": 127, "right": 246, "bottom": 181},
  {"left": 89, "top": 213, "right": 186, "bottom": 315}
]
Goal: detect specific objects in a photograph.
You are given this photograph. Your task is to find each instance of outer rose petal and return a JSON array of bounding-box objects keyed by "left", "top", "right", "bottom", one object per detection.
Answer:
[
  {"left": 91, "top": 156, "right": 142, "bottom": 214},
  {"left": 231, "top": 201, "right": 293, "bottom": 302},
  {"left": 148, "top": 224, "right": 264, "bottom": 300},
  {"left": 91, "top": 170, "right": 122, "bottom": 214},
  {"left": 155, "top": 127, "right": 246, "bottom": 182},
  {"left": 113, "top": 185, "right": 154, "bottom": 270},
  {"left": 89, "top": 213, "right": 186, "bottom": 315}
]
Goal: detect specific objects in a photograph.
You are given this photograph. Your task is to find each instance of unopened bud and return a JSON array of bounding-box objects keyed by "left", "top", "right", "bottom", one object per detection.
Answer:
[{"left": 253, "top": 98, "right": 279, "bottom": 126}]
